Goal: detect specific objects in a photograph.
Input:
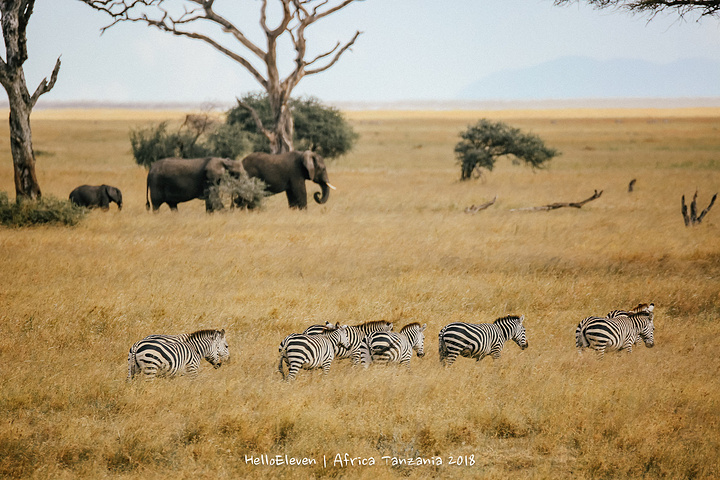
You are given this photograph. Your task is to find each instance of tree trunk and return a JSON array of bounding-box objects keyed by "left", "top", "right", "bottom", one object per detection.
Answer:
[
  {"left": 268, "top": 90, "right": 294, "bottom": 154},
  {"left": 6, "top": 79, "right": 41, "bottom": 200}
]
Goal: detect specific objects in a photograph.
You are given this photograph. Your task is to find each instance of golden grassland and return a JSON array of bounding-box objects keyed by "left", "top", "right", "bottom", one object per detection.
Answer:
[{"left": 1, "top": 107, "right": 719, "bottom": 479}]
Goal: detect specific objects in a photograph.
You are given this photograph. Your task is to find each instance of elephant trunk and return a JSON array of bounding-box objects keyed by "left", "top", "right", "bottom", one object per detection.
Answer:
[{"left": 313, "top": 181, "right": 335, "bottom": 204}]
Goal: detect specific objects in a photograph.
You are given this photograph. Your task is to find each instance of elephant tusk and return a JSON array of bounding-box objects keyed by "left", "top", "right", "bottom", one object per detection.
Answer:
[{"left": 327, "top": 183, "right": 337, "bottom": 190}]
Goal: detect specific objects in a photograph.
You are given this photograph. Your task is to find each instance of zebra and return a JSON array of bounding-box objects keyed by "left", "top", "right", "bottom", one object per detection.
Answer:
[
  {"left": 279, "top": 325, "right": 350, "bottom": 381},
  {"left": 278, "top": 321, "right": 339, "bottom": 373},
  {"left": 606, "top": 302, "right": 654, "bottom": 319},
  {"left": 335, "top": 320, "right": 394, "bottom": 364},
  {"left": 359, "top": 322, "right": 426, "bottom": 368},
  {"left": 575, "top": 302, "right": 654, "bottom": 348},
  {"left": 438, "top": 315, "right": 528, "bottom": 367},
  {"left": 576, "top": 308, "right": 655, "bottom": 357},
  {"left": 279, "top": 320, "right": 393, "bottom": 370},
  {"left": 127, "top": 329, "right": 229, "bottom": 380}
]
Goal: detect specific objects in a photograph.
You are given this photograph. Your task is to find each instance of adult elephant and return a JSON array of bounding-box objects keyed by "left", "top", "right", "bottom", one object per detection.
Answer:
[
  {"left": 69, "top": 184, "right": 123, "bottom": 210},
  {"left": 146, "top": 157, "right": 244, "bottom": 212},
  {"left": 240, "top": 150, "right": 336, "bottom": 209}
]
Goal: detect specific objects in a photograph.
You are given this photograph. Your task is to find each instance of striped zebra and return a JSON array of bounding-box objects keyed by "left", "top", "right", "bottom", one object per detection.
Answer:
[
  {"left": 438, "top": 315, "right": 528, "bottom": 367},
  {"left": 279, "top": 325, "right": 349, "bottom": 381},
  {"left": 575, "top": 302, "right": 654, "bottom": 349},
  {"left": 359, "top": 322, "right": 426, "bottom": 368},
  {"left": 278, "top": 321, "right": 339, "bottom": 373},
  {"left": 335, "top": 320, "right": 394, "bottom": 364},
  {"left": 576, "top": 307, "right": 655, "bottom": 357},
  {"left": 127, "top": 329, "right": 229, "bottom": 380},
  {"left": 606, "top": 302, "right": 654, "bottom": 319}
]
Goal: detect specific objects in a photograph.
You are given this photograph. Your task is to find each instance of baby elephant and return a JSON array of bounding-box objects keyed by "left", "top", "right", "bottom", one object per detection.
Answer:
[{"left": 69, "top": 185, "right": 123, "bottom": 210}]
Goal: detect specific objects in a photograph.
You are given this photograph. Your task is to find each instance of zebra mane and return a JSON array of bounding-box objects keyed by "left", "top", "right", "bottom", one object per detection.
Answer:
[
  {"left": 355, "top": 320, "right": 391, "bottom": 328},
  {"left": 400, "top": 322, "right": 422, "bottom": 332},
  {"left": 493, "top": 315, "right": 523, "bottom": 324},
  {"left": 187, "top": 329, "right": 223, "bottom": 341}
]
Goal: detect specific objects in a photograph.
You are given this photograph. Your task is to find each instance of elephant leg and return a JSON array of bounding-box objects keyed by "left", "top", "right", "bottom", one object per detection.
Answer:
[
  {"left": 286, "top": 189, "right": 307, "bottom": 209},
  {"left": 168, "top": 203, "right": 178, "bottom": 211}
]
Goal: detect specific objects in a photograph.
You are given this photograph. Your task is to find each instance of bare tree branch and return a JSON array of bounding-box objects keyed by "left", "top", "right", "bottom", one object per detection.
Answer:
[
  {"left": 511, "top": 190, "right": 603, "bottom": 212},
  {"left": 553, "top": 0, "right": 720, "bottom": 19},
  {"left": 81, "top": 0, "right": 363, "bottom": 153},
  {"left": 30, "top": 56, "right": 61, "bottom": 108},
  {"left": 683, "top": 191, "right": 717, "bottom": 225},
  {"left": 465, "top": 196, "right": 498, "bottom": 214}
]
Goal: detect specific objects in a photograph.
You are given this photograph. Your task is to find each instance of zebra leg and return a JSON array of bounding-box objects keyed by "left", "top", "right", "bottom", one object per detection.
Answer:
[
  {"left": 286, "top": 361, "right": 300, "bottom": 381},
  {"left": 321, "top": 360, "right": 332, "bottom": 375},
  {"left": 443, "top": 353, "right": 458, "bottom": 367}
]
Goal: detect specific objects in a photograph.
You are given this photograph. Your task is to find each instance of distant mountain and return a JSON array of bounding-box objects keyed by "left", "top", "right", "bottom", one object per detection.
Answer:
[{"left": 458, "top": 57, "right": 720, "bottom": 100}]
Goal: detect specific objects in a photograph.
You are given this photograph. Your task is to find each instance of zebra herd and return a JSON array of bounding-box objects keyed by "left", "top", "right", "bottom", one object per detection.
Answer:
[{"left": 125, "top": 302, "right": 655, "bottom": 381}]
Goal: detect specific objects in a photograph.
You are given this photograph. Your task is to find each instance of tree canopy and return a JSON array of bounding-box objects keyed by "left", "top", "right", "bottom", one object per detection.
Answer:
[
  {"left": 227, "top": 95, "right": 358, "bottom": 158},
  {"left": 81, "top": 0, "right": 362, "bottom": 154},
  {"left": 455, "top": 120, "right": 560, "bottom": 180},
  {"left": 553, "top": 0, "right": 720, "bottom": 19}
]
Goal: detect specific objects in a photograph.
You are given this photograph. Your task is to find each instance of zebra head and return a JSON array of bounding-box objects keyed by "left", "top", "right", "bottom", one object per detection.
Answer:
[
  {"left": 335, "top": 325, "right": 350, "bottom": 349},
  {"left": 402, "top": 322, "right": 427, "bottom": 357},
  {"left": 210, "top": 329, "right": 230, "bottom": 369},
  {"left": 323, "top": 321, "right": 339, "bottom": 332},
  {"left": 638, "top": 313, "right": 655, "bottom": 348},
  {"left": 513, "top": 315, "right": 529, "bottom": 350}
]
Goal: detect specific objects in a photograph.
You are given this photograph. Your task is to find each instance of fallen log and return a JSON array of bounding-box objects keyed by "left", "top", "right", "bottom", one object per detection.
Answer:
[
  {"left": 511, "top": 190, "right": 603, "bottom": 212},
  {"left": 464, "top": 195, "right": 497, "bottom": 214}
]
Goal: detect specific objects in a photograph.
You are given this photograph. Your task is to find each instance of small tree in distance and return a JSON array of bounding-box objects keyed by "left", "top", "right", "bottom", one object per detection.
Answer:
[{"left": 455, "top": 120, "right": 560, "bottom": 180}]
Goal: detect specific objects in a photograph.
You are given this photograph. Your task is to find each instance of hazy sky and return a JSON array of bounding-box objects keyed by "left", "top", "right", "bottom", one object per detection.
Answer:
[{"left": 21, "top": 0, "right": 720, "bottom": 105}]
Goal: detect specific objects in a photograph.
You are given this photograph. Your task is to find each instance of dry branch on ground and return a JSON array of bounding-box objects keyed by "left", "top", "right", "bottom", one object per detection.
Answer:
[{"left": 511, "top": 189, "right": 603, "bottom": 212}]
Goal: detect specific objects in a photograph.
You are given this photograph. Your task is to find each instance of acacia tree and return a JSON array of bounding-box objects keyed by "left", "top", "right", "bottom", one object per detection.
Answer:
[
  {"left": 553, "top": 0, "right": 720, "bottom": 19},
  {"left": 81, "top": 0, "right": 362, "bottom": 154},
  {"left": 0, "top": 0, "right": 61, "bottom": 201},
  {"left": 455, "top": 120, "right": 559, "bottom": 180}
]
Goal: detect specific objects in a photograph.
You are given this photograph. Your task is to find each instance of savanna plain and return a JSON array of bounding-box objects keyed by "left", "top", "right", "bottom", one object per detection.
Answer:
[{"left": 1, "top": 106, "right": 719, "bottom": 479}]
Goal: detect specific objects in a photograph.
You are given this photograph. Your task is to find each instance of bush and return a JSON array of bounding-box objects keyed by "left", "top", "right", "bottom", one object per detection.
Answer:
[
  {"left": 205, "top": 123, "right": 254, "bottom": 160},
  {"left": 130, "top": 122, "right": 213, "bottom": 169},
  {"left": 227, "top": 94, "right": 358, "bottom": 159},
  {"left": 0, "top": 192, "right": 87, "bottom": 227},
  {"left": 455, "top": 119, "right": 560, "bottom": 180},
  {"left": 206, "top": 172, "right": 268, "bottom": 212}
]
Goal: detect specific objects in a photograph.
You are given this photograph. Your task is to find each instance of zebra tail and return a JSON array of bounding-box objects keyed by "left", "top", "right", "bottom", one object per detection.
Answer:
[
  {"left": 127, "top": 349, "right": 139, "bottom": 381},
  {"left": 438, "top": 332, "right": 449, "bottom": 361},
  {"left": 359, "top": 340, "right": 372, "bottom": 368},
  {"left": 576, "top": 325, "right": 590, "bottom": 349}
]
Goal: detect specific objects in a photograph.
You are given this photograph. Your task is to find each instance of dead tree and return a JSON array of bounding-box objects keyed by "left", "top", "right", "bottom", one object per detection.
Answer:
[
  {"left": 465, "top": 196, "right": 497, "bottom": 214},
  {"left": 682, "top": 191, "right": 717, "bottom": 226},
  {"left": 81, "top": 0, "right": 362, "bottom": 154},
  {"left": 0, "top": 0, "right": 61, "bottom": 201},
  {"left": 511, "top": 190, "right": 603, "bottom": 212}
]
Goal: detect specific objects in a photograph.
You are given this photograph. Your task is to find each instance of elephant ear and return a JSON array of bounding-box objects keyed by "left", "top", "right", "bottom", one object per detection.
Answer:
[
  {"left": 105, "top": 186, "right": 121, "bottom": 204},
  {"left": 302, "top": 151, "right": 315, "bottom": 180},
  {"left": 205, "top": 158, "right": 226, "bottom": 184}
]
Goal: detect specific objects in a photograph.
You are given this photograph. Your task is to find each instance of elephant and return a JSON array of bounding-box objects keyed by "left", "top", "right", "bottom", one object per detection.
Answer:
[
  {"left": 69, "top": 184, "right": 123, "bottom": 210},
  {"left": 239, "top": 150, "right": 336, "bottom": 209},
  {"left": 145, "top": 157, "right": 245, "bottom": 212}
]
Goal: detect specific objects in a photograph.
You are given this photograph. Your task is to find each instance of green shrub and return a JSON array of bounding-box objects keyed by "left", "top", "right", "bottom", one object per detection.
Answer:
[
  {"left": 205, "top": 123, "right": 254, "bottom": 160},
  {"left": 227, "top": 94, "right": 358, "bottom": 158},
  {"left": 130, "top": 122, "right": 213, "bottom": 169},
  {"left": 455, "top": 119, "right": 560, "bottom": 180},
  {"left": 0, "top": 192, "right": 87, "bottom": 227},
  {"left": 206, "top": 172, "right": 268, "bottom": 211}
]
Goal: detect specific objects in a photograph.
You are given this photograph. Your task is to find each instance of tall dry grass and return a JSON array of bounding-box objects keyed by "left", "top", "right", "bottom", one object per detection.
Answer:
[{"left": 0, "top": 108, "right": 719, "bottom": 479}]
